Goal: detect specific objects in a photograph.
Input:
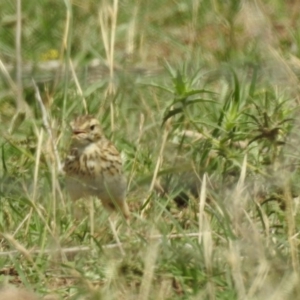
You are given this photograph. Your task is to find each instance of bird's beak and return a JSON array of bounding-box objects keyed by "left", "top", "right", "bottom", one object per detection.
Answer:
[{"left": 72, "top": 129, "right": 86, "bottom": 135}]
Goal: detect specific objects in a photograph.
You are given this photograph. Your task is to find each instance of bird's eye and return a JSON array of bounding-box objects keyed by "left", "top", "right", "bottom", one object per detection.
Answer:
[{"left": 90, "top": 125, "right": 95, "bottom": 131}]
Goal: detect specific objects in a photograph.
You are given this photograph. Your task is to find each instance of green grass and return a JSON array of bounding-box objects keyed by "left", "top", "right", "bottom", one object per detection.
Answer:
[{"left": 1, "top": 0, "right": 300, "bottom": 299}]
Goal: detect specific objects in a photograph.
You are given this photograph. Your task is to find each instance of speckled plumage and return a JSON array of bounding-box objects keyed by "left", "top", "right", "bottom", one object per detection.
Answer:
[{"left": 64, "top": 115, "right": 129, "bottom": 219}]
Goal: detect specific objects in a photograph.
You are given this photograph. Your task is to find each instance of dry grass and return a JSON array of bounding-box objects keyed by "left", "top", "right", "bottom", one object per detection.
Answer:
[{"left": 1, "top": 0, "right": 300, "bottom": 299}]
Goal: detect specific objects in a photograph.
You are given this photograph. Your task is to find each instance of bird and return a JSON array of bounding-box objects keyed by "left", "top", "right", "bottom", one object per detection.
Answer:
[{"left": 63, "top": 115, "right": 130, "bottom": 219}]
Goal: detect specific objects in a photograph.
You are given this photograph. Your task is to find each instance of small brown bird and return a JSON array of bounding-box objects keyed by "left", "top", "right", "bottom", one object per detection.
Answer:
[{"left": 63, "top": 115, "right": 130, "bottom": 219}]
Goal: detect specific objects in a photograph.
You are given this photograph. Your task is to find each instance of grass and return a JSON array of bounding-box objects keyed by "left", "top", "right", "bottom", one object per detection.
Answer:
[{"left": 1, "top": 0, "right": 300, "bottom": 299}]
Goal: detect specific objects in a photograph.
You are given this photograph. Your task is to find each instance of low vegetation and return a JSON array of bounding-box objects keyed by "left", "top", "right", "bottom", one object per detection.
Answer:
[{"left": 1, "top": 0, "right": 300, "bottom": 299}]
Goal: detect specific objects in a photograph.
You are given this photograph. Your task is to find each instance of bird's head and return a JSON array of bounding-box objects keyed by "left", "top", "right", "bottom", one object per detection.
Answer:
[{"left": 70, "top": 115, "right": 104, "bottom": 146}]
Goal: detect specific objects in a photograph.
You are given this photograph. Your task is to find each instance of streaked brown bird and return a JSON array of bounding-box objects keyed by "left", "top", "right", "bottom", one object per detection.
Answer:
[{"left": 63, "top": 115, "right": 130, "bottom": 219}]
